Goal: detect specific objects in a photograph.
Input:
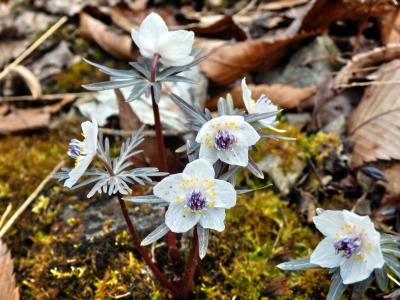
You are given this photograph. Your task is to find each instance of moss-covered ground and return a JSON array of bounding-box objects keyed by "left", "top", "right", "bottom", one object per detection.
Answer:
[{"left": 0, "top": 124, "right": 362, "bottom": 299}]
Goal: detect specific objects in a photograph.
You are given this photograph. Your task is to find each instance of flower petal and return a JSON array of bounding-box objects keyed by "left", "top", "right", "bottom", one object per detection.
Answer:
[
  {"left": 199, "top": 208, "right": 225, "bottom": 232},
  {"left": 340, "top": 256, "right": 373, "bottom": 284},
  {"left": 310, "top": 237, "right": 345, "bottom": 268},
  {"left": 159, "top": 55, "right": 193, "bottom": 67},
  {"left": 153, "top": 174, "right": 186, "bottom": 202},
  {"left": 183, "top": 159, "right": 215, "bottom": 179},
  {"left": 64, "top": 155, "right": 93, "bottom": 188},
  {"left": 363, "top": 242, "right": 384, "bottom": 271},
  {"left": 235, "top": 121, "right": 260, "bottom": 146},
  {"left": 312, "top": 210, "right": 347, "bottom": 237},
  {"left": 81, "top": 120, "right": 98, "bottom": 154},
  {"left": 198, "top": 144, "right": 219, "bottom": 164},
  {"left": 241, "top": 77, "right": 253, "bottom": 112},
  {"left": 165, "top": 203, "right": 200, "bottom": 233},
  {"left": 132, "top": 12, "right": 168, "bottom": 57},
  {"left": 212, "top": 179, "right": 236, "bottom": 208},
  {"left": 158, "top": 30, "right": 194, "bottom": 66},
  {"left": 218, "top": 144, "right": 249, "bottom": 166}
]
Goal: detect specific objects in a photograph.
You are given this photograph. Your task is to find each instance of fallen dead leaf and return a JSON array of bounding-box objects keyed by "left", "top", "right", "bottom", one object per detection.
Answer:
[
  {"left": 382, "top": 163, "right": 400, "bottom": 197},
  {"left": 299, "top": 0, "right": 396, "bottom": 32},
  {"left": 348, "top": 59, "right": 400, "bottom": 167},
  {"left": 33, "top": 0, "right": 120, "bottom": 16},
  {"left": 115, "top": 89, "right": 141, "bottom": 131},
  {"left": 335, "top": 44, "right": 400, "bottom": 89},
  {"left": 379, "top": 8, "right": 400, "bottom": 44},
  {"left": 0, "top": 96, "right": 75, "bottom": 134},
  {"left": 208, "top": 83, "right": 316, "bottom": 110},
  {"left": 0, "top": 241, "right": 19, "bottom": 300},
  {"left": 199, "top": 31, "right": 316, "bottom": 85},
  {"left": 80, "top": 12, "right": 134, "bottom": 60}
]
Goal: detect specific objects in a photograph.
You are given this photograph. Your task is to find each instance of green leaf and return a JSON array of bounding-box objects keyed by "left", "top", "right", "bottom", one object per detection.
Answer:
[
  {"left": 327, "top": 271, "right": 347, "bottom": 300},
  {"left": 351, "top": 275, "right": 373, "bottom": 300},
  {"left": 374, "top": 267, "right": 388, "bottom": 291},
  {"left": 277, "top": 257, "right": 319, "bottom": 271}
]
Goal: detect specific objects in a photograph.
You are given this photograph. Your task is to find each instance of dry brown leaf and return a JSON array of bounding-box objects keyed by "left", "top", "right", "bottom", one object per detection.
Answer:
[
  {"left": 0, "top": 241, "right": 19, "bottom": 300},
  {"left": 208, "top": 83, "right": 316, "bottom": 110},
  {"left": 199, "top": 31, "right": 316, "bottom": 85},
  {"left": 0, "top": 96, "right": 75, "bottom": 134},
  {"left": 382, "top": 163, "right": 400, "bottom": 197},
  {"left": 335, "top": 44, "right": 400, "bottom": 89},
  {"left": 348, "top": 59, "right": 400, "bottom": 167},
  {"left": 80, "top": 12, "right": 134, "bottom": 60},
  {"left": 379, "top": 8, "right": 400, "bottom": 44},
  {"left": 299, "top": 0, "right": 396, "bottom": 32},
  {"left": 115, "top": 89, "right": 141, "bottom": 131},
  {"left": 111, "top": 5, "right": 178, "bottom": 32}
]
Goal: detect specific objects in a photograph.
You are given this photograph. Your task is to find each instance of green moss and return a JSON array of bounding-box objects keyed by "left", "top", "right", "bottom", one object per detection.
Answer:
[{"left": 0, "top": 126, "right": 338, "bottom": 299}]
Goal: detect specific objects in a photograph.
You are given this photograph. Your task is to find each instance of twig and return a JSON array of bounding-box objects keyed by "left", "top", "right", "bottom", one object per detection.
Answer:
[
  {"left": 352, "top": 3, "right": 373, "bottom": 56},
  {"left": 336, "top": 79, "right": 400, "bottom": 89},
  {"left": 0, "top": 92, "right": 95, "bottom": 102},
  {"left": 0, "top": 203, "right": 12, "bottom": 230},
  {"left": 0, "top": 16, "right": 68, "bottom": 81},
  {"left": 0, "top": 160, "right": 64, "bottom": 239}
]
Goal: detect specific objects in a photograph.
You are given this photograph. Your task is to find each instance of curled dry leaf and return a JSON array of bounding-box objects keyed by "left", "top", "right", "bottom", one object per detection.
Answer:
[
  {"left": 208, "top": 83, "right": 316, "bottom": 110},
  {"left": 335, "top": 44, "right": 400, "bottom": 89},
  {"left": 199, "top": 31, "right": 316, "bottom": 85},
  {"left": 79, "top": 12, "right": 133, "bottom": 60},
  {"left": 348, "top": 59, "right": 400, "bottom": 167},
  {"left": 0, "top": 241, "right": 19, "bottom": 300},
  {"left": 10, "top": 65, "right": 42, "bottom": 99}
]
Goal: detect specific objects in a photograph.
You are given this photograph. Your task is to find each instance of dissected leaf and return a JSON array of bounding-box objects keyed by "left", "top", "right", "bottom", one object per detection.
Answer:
[
  {"left": 199, "top": 31, "right": 316, "bottom": 85},
  {"left": 0, "top": 241, "right": 19, "bottom": 300},
  {"left": 209, "top": 83, "right": 316, "bottom": 110},
  {"left": 79, "top": 12, "right": 134, "bottom": 60},
  {"left": 348, "top": 59, "right": 400, "bottom": 167}
]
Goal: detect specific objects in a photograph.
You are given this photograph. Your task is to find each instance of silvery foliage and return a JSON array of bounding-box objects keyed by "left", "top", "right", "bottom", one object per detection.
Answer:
[
  {"left": 278, "top": 233, "right": 400, "bottom": 299},
  {"left": 171, "top": 93, "right": 294, "bottom": 180},
  {"left": 81, "top": 49, "right": 207, "bottom": 104},
  {"left": 55, "top": 127, "right": 167, "bottom": 197}
]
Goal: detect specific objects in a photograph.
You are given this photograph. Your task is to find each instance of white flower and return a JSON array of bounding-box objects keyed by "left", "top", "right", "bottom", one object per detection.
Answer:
[
  {"left": 131, "top": 12, "right": 194, "bottom": 67},
  {"left": 241, "top": 78, "right": 284, "bottom": 132},
  {"left": 64, "top": 120, "right": 98, "bottom": 188},
  {"left": 195, "top": 115, "right": 260, "bottom": 166},
  {"left": 153, "top": 159, "right": 236, "bottom": 233},
  {"left": 310, "top": 209, "right": 384, "bottom": 284}
]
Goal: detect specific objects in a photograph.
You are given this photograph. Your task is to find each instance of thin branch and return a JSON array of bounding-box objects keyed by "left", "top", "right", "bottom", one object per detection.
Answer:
[
  {"left": 0, "top": 160, "right": 65, "bottom": 239},
  {"left": 0, "top": 16, "right": 68, "bottom": 81}
]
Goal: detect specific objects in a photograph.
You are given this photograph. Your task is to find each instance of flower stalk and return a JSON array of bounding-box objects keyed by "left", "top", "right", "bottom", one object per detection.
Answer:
[
  {"left": 180, "top": 229, "right": 200, "bottom": 299},
  {"left": 98, "top": 154, "right": 179, "bottom": 296},
  {"left": 150, "top": 53, "right": 180, "bottom": 261}
]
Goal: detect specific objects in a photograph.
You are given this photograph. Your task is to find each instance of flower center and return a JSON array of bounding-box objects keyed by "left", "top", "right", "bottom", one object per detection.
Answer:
[
  {"left": 67, "top": 139, "right": 84, "bottom": 159},
  {"left": 334, "top": 237, "right": 361, "bottom": 258},
  {"left": 185, "top": 190, "right": 207, "bottom": 212},
  {"left": 214, "top": 130, "right": 235, "bottom": 150}
]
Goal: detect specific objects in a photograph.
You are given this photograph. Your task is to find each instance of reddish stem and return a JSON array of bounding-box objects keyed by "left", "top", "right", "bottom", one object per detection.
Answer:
[
  {"left": 180, "top": 229, "right": 200, "bottom": 299},
  {"left": 97, "top": 154, "right": 178, "bottom": 295},
  {"left": 117, "top": 196, "right": 179, "bottom": 296},
  {"left": 150, "top": 54, "right": 179, "bottom": 258}
]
